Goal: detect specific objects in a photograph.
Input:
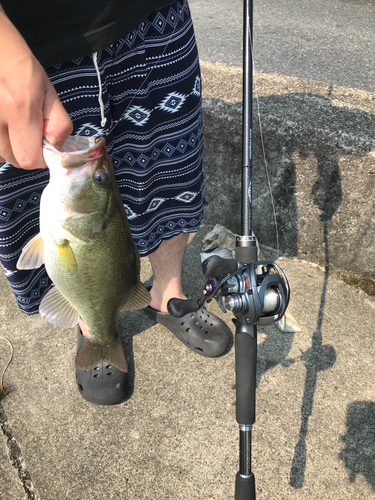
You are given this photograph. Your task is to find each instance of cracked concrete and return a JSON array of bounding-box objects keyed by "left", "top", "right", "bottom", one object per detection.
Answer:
[{"left": 0, "top": 404, "right": 35, "bottom": 499}]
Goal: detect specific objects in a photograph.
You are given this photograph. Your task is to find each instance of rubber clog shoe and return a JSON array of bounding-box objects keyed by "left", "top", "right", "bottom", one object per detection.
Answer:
[
  {"left": 75, "top": 329, "right": 130, "bottom": 405},
  {"left": 143, "top": 299, "right": 232, "bottom": 357}
]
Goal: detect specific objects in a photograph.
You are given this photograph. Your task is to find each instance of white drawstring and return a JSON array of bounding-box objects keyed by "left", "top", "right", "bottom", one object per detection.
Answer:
[{"left": 92, "top": 52, "right": 107, "bottom": 128}]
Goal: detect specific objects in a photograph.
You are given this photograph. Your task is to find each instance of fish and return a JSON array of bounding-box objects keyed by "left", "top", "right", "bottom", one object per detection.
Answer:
[{"left": 17, "top": 135, "right": 151, "bottom": 372}]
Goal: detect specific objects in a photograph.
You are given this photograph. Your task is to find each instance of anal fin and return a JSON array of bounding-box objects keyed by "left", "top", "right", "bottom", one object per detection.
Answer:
[
  {"left": 121, "top": 282, "right": 151, "bottom": 311},
  {"left": 75, "top": 338, "right": 128, "bottom": 373}
]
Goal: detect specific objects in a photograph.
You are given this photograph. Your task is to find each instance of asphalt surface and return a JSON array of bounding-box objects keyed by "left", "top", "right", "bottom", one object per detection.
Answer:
[{"left": 189, "top": 0, "right": 375, "bottom": 91}]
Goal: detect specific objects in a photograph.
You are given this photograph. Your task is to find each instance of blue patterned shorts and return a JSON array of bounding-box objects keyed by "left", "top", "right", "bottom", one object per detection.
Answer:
[{"left": 0, "top": 0, "right": 205, "bottom": 314}]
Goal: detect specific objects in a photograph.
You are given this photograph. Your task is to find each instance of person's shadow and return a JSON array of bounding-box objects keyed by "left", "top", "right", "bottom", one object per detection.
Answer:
[{"left": 339, "top": 401, "right": 375, "bottom": 492}]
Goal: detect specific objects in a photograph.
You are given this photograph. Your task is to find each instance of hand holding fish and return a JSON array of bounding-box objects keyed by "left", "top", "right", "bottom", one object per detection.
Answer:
[{"left": 0, "top": 7, "right": 73, "bottom": 169}]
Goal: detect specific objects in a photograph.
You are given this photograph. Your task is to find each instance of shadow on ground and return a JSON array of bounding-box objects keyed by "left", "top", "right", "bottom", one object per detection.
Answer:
[
  {"left": 202, "top": 91, "right": 375, "bottom": 487},
  {"left": 339, "top": 401, "right": 375, "bottom": 492}
]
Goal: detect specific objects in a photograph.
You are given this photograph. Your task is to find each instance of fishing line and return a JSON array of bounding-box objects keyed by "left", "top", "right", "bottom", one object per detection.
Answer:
[
  {"left": 104, "top": 3, "right": 182, "bottom": 137},
  {"left": 249, "top": 25, "right": 280, "bottom": 260}
]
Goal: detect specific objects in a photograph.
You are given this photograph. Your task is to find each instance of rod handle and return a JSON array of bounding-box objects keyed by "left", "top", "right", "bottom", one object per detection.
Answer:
[
  {"left": 167, "top": 298, "right": 200, "bottom": 318},
  {"left": 235, "top": 325, "right": 257, "bottom": 424},
  {"left": 235, "top": 472, "right": 255, "bottom": 500}
]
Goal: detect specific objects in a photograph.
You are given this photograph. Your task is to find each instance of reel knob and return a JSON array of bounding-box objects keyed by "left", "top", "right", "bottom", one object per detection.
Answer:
[{"left": 225, "top": 294, "right": 243, "bottom": 312}]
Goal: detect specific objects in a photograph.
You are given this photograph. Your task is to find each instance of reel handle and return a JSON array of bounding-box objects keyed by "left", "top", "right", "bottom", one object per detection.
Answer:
[
  {"left": 167, "top": 298, "right": 201, "bottom": 318},
  {"left": 202, "top": 255, "right": 238, "bottom": 279}
]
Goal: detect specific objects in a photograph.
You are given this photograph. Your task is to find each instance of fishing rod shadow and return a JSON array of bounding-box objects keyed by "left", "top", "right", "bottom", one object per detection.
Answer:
[
  {"left": 252, "top": 93, "right": 375, "bottom": 489},
  {"left": 202, "top": 92, "right": 374, "bottom": 489},
  {"left": 253, "top": 93, "right": 375, "bottom": 258},
  {"left": 289, "top": 222, "right": 337, "bottom": 489}
]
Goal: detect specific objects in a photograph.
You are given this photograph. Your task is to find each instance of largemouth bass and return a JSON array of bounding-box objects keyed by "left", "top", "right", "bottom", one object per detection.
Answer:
[{"left": 17, "top": 136, "right": 150, "bottom": 372}]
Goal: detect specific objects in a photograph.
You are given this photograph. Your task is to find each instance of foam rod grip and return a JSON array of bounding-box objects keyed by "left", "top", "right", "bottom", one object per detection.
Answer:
[
  {"left": 235, "top": 472, "right": 255, "bottom": 500},
  {"left": 167, "top": 298, "right": 200, "bottom": 318},
  {"left": 202, "top": 255, "right": 238, "bottom": 279},
  {"left": 235, "top": 328, "right": 257, "bottom": 424}
]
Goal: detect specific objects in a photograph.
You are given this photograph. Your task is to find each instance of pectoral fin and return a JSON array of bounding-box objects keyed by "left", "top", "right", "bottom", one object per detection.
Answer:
[
  {"left": 16, "top": 234, "right": 44, "bottom": 270},
  {"left": 54, "top": 240, "right": 77, "bottom": 271},
  {"left": 39, "top": 286, "right": 79, "bottom": 328},
  {"left": 121, "top": 282, "right": 151, "bottom": 311},
  {"left": 61, "top": 212, "right": 107, "bottom": 243},
  {"left": 75, "top": 338, "right": 128, "bottom": 373}
]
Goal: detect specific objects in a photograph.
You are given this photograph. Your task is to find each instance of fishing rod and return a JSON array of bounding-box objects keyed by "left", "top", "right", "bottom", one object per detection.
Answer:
[{"left": 168, "top": 0, "right": 290, "bottom": 498}]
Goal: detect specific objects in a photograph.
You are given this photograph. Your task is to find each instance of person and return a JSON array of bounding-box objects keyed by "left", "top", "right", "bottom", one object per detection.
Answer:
[{"left": 0, "top": 1, "right": 232, "bottom": 405}]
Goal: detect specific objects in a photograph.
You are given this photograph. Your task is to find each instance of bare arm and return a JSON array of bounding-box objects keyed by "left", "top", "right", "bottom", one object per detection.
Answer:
[{"left": 0, "top": 6, "right": 73, "bottom": 169}]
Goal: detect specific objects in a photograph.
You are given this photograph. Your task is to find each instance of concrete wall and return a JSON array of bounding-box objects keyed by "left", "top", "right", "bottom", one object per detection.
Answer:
[{"left": 200, "top": 62, "right": 375, "bottom": 281}]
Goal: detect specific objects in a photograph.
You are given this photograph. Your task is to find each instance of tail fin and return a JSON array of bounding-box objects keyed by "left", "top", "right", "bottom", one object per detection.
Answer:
[{"left": 75, "top": 338, "right": 128, "bottom": 373}]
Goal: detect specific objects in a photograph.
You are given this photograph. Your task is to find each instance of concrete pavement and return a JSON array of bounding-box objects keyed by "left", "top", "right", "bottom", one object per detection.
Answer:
[
  {"left": 1, "top": 224, "right": 375, "bottom": 500},
  {"left": 1, "top": 2, "right": 375, "bottom": 496}
]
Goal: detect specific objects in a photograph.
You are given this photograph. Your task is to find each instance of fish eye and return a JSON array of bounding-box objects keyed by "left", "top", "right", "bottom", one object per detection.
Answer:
[{"left": 94, "top": 169, "right": 109, "bottom": 186}]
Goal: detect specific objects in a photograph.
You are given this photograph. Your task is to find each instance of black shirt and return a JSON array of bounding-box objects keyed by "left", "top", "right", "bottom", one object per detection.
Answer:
[{"left": 2, "top": 0, "right": 172, "bottom": 68}]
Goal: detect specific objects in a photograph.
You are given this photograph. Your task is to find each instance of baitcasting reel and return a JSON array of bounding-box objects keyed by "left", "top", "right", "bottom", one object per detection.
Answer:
[{"left": 168, "top": 253, "right": 290, "bottom": 328}]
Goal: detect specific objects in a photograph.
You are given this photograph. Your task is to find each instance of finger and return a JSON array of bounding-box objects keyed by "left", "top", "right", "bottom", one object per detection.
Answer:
[
  {"left": 8, "top": 104, "right": 46, "bottom": 170},
  {"left": 43, "top": 83, "right": 73, "bottom": 148},
  {"left": 0, "top": 126, "right": 20, "bottom": 168}
]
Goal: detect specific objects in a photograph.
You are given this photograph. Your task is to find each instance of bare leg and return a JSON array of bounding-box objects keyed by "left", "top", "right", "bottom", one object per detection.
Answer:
[{"left": 148, "top": 232, "right": 189, "bottom": 313}]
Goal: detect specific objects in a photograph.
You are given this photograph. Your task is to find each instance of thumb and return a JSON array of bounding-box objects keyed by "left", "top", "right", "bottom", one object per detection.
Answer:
[{"left": 42, "top": 80, "right": 73, "bottom": 148}]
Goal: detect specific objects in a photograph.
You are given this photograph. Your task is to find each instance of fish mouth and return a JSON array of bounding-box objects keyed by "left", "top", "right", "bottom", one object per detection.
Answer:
[{"left": 43, "top": 136, "right": 105, "bottom": 168}]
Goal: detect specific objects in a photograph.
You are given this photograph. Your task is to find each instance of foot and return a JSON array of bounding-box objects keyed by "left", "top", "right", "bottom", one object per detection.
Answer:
[
  {"left": 148, "top": 232, "right": 189, "bottom": 313},
  {"left": 146, "top": 232, "right": 232, "bottom": 356},
  {"left": 149, "top": 284, "right": 187, "bottom": 313}
]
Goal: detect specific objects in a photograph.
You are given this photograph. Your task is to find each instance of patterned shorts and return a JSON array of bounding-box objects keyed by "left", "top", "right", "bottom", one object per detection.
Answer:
[{"left": 0, "top": 0, "right": 205, "bottom": 314}]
